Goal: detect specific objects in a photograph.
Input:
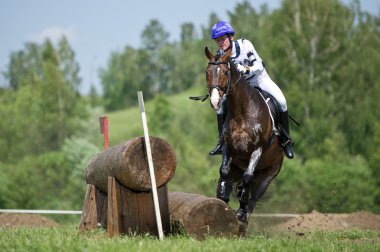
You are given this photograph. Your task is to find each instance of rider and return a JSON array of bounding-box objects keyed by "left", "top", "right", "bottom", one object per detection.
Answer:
[{"left": 209, "top": 21, "right": 294, "bottom": 159}]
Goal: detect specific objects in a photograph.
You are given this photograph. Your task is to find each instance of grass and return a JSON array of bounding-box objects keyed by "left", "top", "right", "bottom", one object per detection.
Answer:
[{"left": 1, "top": 225, "right": 379, "bottom": 252}]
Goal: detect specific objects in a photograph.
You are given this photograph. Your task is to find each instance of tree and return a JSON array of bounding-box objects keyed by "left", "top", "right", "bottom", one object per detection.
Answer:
[
  {"left": 141, "top": 19, "right": 170, "bottom": 52},
  {"left": 58, "top": 37, "right": 81, "bottom": 92},
  {"left": 1, "top": 38, "right": 87, "bottom": 162},
  {"left": 149, "top": 94, "right": 173, "bottom": 135},
  {"left": 141, "top": 19, "right": 172, "bottom": 93},
  {"left": 1, "top": 152, "right": 72, "bottom": 209},
  {"left": 100, "top": 46, "right": 156, "bottom": 110},
  {"left": 180, "top": 23, "right": 198, "bottom": 44},
  {"left": 263, "top": 0, "right": 360, "bottom": 160}
]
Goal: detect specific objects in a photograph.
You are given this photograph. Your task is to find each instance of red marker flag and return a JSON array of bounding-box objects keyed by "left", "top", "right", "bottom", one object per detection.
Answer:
[{"left": 99, "top": 116, "right": 109, "bottom": 150}]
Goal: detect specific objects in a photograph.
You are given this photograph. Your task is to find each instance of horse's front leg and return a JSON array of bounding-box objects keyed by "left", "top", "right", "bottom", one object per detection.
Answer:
[
  {"left": 246, "top": 161, "right": 283, "bottom": 216},
  {"left": 216, "top": 144, "right": 232, "bottom": 203},
  {"left": 237, "top": 148, "right": 262, "bottom": 224}
]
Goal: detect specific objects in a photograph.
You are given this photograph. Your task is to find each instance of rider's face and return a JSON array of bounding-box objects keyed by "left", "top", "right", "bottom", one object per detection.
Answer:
[{"left": 215, "top": 35, "right": 230, "bottom": 51}]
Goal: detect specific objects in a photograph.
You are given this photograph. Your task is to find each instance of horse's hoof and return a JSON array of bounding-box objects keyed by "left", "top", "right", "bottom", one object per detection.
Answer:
[
  {"left": 238, "top": 221, "right": 248, "bottom": 236},
  {"left": 236, "top": 208, "right": 248, "bottom": 223},
  {"left": 216, "top": 191, "right": 229, "bottom": 203}
]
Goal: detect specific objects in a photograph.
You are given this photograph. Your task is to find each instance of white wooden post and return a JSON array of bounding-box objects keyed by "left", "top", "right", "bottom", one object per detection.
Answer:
[{"left": 137, "top": 91, "right": 164, "bottom": 240}]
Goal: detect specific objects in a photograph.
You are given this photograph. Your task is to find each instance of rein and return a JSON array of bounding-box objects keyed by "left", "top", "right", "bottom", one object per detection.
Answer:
[
  {"left": 207, "top": 61, "right": 229, "bottom": 92},
  {"left": 207, "top": 59, "right": 241, "bottom": 96},
  {"left": 189, "top": 59, "right": 242, "bottom": 102}
]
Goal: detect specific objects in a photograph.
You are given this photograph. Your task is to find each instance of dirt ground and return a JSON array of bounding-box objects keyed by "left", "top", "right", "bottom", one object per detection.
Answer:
[
  {"left": 0, "top": 213, "right": 58, "bottom": 228},
  {"left": 252, "top": 210, "right": 380, "bottom": 234},
  {"left": 1, "top": 211, "right": 379, "bottom": 233}
]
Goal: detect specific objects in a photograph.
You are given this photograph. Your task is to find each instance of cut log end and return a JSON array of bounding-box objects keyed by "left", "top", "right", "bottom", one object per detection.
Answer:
[{"left": 169, "top": 192, "right": 239, "bottom": 239}]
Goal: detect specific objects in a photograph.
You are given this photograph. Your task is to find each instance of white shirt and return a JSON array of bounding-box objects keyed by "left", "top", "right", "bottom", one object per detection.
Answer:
[
  {"left": 218, "top": 39, "right": 287, "bottom": 111},
  {"left": 218, "top": 38, "right": 267, "bottom": 84}
]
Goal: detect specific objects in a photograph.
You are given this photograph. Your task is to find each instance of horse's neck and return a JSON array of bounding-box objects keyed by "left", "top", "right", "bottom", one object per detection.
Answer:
[{"left": 228, "top": 75, "right": 255, "bottom": 111}]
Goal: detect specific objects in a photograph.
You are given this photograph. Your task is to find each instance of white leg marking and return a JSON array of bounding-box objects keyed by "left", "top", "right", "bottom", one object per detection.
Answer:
[
  {"left": 246, "top": 148, "right": 262, "bottom": 177},
  {"left": 252, "top": 124, "right": 263, "bottom": 145}
]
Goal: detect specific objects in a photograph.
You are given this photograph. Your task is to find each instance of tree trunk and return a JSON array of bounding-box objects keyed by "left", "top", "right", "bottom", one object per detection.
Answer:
[
  {"left": 168, "top": 192, "right": 239, "bottom": 239},
  {"left": 86, "top": 136, "right": 176, "bottom": 192}
]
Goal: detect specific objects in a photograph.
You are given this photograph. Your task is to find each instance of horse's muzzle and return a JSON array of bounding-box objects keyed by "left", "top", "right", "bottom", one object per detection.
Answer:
[{"left": 210, "top": 88, "right": 221, "bottom": 111}]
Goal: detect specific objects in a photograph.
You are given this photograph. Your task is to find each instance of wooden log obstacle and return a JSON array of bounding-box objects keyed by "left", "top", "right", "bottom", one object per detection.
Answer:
[
  {"left": 79, "top": 136, "right": 239, "bottom": 238},
  {"left": 169, "top": 192, "right": 239, "bottom": 239},
  {"left": 79, "top": 136, "right": 176, "bottom": 237}
]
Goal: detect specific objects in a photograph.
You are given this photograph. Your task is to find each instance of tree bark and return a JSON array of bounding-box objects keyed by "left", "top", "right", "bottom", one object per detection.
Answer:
[
  {"left": 86, "top": 136, "right": 176, "bottom": 192},
  {"left": 168, "top": 192, "right": 239, "bottom": 239}
]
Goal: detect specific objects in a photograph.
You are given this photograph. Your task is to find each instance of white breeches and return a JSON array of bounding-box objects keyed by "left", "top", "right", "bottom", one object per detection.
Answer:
[{"left": 247, "top": 72, "right": 287, "bottom": 112}]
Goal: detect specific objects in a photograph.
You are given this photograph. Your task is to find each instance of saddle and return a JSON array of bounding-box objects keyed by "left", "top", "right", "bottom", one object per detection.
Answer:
[{"left": 254, "top": 87, "right": 281, "bottom": 135}]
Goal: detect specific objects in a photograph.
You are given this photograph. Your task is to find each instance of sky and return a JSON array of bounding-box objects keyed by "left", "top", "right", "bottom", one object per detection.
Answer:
[{"left": 0, "top": 0, "right": 378, "bottom": 94}]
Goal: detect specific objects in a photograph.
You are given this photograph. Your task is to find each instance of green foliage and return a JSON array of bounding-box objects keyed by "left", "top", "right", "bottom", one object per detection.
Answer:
[
  {"left": 149, "top": 94, "right": 173, "bottom": 133},
  {"left": 100, "top": 20, "right": 205, "bottom": 111},
  {"left": 61, "top": 137, "right": 100, "bottom": 209},
  {"left": 264, "top": 155, "right": 377, "bottom": 213},
  {"left": 141, "top": 19, "right": 170, "bottom": 51},
  {"left": 0, "top": 138, "right": 99, "bottom": 211},
  {"left": 0, "top": 37, "right": 88, "bottom": 163},
  {"left": 1, "top": 152, "right": 72, "bottom": 209},
  {"left": 0, "top": 0, "right": 379, "bottom": 215},
  {"left": 100, "top": 47, "right": 158, "bottom": 110}
]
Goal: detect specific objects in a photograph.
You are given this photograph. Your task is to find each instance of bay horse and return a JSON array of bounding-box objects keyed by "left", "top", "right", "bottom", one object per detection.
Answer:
[{"left": 205, "top": 46, "right": 284, "bottom": 233}]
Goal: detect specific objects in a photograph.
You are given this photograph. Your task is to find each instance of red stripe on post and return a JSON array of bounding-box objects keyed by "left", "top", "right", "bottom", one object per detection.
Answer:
[
  {"left": 104, "top": 117, "right": 109, "bottom": 150},
  {"left": 99, "top": 116, "right": 109, "bottom": 150}
]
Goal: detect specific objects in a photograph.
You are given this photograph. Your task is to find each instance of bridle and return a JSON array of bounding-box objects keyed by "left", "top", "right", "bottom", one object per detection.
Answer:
[
  {"left": 207, "top": 58, "right": 241, "bottom": 97},
  {"left": 190, "top": 55, "right": 242, "bottom": 103}
]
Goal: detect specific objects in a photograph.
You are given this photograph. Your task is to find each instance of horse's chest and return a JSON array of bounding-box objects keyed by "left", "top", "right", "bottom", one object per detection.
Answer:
[{"left": 226, "top": 120, "right": 263, "bottom": 152}]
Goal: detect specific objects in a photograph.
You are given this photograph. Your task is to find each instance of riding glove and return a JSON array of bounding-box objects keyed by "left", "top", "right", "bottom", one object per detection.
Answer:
[{"left": 235, "top": 63, "right": 249, "bottom": 74}]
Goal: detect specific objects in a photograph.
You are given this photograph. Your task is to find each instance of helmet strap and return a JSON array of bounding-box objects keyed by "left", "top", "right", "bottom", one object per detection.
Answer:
[{"left": 224, "top": 36, "right": 233, "bottom": 52}]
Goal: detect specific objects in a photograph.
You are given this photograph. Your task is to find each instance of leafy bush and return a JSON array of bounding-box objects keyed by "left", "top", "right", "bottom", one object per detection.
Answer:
[
  {"left": 262, "top": 155, "right": 378, "bottom": 213},
  {"left": 0, "top": 138, "right": 99, "bottom": 211},
  {"left": 1, "top": 152, "right": 72, "bottom": 209}
]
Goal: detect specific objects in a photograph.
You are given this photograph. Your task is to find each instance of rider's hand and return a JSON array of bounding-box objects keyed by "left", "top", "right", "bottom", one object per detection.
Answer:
[{"left": 235, "top": 64, "right": 249, "bottom": 74}]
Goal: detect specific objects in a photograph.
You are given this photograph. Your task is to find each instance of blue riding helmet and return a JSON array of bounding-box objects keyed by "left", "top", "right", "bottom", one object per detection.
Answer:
[{"left": 211, "top": 21, "right": 235, "bottom": 39}]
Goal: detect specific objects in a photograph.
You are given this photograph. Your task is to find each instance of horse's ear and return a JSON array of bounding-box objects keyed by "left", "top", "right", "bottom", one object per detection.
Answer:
[{"left": 205, "top": 46, "right": 214, "bottom": 60}]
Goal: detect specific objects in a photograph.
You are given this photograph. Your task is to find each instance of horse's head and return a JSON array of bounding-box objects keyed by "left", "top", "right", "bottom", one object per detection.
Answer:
[{"left": 205, "top": 46, "right": 232, "bottom": 111}]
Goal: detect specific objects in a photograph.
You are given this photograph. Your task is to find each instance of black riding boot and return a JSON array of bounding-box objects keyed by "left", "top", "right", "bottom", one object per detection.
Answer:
[
  {"left": 209, "top": 114, "right": 224, "bottom": 156},
  {"left": 279, "top": 111, "right": 294, "bottom": 159}
]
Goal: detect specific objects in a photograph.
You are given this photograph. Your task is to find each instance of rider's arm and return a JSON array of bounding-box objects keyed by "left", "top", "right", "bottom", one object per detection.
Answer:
[{"left": 243, "top": 39, "right": 264, "bottom": 76}]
